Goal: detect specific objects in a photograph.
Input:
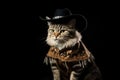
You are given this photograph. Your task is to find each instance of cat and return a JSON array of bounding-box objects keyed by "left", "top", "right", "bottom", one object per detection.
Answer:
[{"left": 44, "top": 17, "right": 102, "bottom": 80}]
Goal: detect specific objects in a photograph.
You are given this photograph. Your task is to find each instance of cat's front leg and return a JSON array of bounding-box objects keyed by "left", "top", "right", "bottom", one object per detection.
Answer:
[
  {"left": 70, "top": 63, "right": 82, "bottom": 80},
  {"left": 70, "top": 70, "right": 82, "bottom": 80},
  {"left": 51, "top": 66, "right": 60, "bottom": 80},
  {"left": 49, "top": 58, "right": 61, "bottom": 80}
]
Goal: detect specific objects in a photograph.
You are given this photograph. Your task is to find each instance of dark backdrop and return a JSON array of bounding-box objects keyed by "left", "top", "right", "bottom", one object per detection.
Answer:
[{"left": 4, "top": 2, "right": 109, "bottom": 80}]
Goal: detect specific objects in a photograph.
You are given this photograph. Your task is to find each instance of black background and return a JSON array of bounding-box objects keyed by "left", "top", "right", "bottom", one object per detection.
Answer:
[{"left": 3, "top": 1, "right": 115, "bottom": 80}]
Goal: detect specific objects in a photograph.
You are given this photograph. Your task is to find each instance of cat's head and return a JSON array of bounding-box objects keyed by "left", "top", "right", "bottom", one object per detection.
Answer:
[{"left": 46, "top": 17, "right": 82, "bottom": 49}]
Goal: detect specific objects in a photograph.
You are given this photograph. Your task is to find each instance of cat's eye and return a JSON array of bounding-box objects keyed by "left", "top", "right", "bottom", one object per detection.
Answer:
[
  {"left": 49, "top": 29, "right": 54, "bottom": 32},
  {"left": 61, "top": 30, "right": 65, "bottom": 33}
]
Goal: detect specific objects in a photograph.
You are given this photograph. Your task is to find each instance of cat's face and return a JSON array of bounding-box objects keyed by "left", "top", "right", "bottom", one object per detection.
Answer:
[{"left": 46, "top": 19, "right": 76, "bottom": 47}]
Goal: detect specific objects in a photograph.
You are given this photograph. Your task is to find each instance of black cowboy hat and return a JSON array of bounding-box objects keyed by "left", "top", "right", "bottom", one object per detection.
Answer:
[{"left": 40, "top": 8, "right": 88, "bottom": 32}]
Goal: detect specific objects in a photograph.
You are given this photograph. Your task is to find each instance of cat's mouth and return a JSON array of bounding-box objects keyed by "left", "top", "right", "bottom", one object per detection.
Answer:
[
  {"left": 53, "top": 37, "right": 59, "bottom": 40},
  {"left": 53, "top": 39, "right": 66, "bottom": 44},
  {"left": 54, "top": 39, "right": 59, "bottom": 41}
]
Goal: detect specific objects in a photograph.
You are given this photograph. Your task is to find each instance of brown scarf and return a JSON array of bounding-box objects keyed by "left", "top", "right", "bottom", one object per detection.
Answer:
[{"left": 47, "top": 41, "right": 91, "bottom": 62}]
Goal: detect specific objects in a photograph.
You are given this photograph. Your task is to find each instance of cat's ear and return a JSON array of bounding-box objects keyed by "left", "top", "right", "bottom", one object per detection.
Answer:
[
  {"left": 47, "top": 22, "right": 52, "bottom": 26},
  {"left": 46, "top": 16, "right": 52, "bottom": 26},
  {"left": 67, "top": 19, "right": 76, "bottom": 27}
]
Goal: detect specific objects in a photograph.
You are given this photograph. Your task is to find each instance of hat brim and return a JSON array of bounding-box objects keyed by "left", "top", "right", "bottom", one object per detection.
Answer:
[
  {"left": 40, "top": 14, "right": 83, "bottom": 22},
  {"left": 40, "top": 14, "right": 87, "bottom": 32}
]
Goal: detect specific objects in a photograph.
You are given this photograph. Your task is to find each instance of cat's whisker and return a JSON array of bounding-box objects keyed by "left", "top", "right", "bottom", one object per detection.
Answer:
[{"left": 40, "top": 37, "right": 46, "bottom": 41}]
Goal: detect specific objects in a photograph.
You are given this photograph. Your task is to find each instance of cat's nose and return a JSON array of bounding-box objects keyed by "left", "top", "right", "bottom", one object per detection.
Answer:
[{"left": 54, "top": 32, "right": 60, "bottom": 38}]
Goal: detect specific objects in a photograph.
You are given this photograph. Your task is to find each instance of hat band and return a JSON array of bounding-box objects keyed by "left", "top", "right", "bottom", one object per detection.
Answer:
[{"left": 53, "top": 16, "right": 63, "bottom": 19}]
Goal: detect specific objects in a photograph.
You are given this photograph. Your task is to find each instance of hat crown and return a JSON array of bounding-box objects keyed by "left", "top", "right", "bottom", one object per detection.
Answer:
[
  {"left": 40, "top": 8, "right": 87, "bottom": 32},
  {"left": 54, "top": 8, "right": 72, "bottom": 17}
]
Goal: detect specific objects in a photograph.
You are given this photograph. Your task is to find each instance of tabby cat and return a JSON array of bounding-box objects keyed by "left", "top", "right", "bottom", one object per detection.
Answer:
[{"left": 44, "top": 17, "right": 102, "bottom": 80}]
